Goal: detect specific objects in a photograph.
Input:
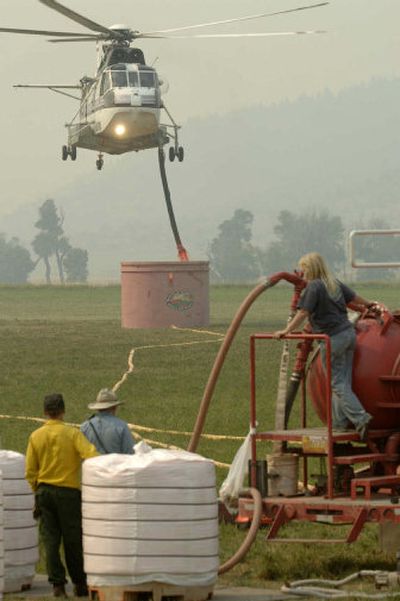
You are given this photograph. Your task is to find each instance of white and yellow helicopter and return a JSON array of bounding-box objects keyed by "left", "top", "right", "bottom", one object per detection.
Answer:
[{"left": 1, "top": 0, "right": 328, "bottom": 170}]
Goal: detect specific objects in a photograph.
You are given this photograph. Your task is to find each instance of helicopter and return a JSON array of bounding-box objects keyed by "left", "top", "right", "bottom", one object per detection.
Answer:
[{"left": 1, "top": 0, "right": 328, "bottom": 170}]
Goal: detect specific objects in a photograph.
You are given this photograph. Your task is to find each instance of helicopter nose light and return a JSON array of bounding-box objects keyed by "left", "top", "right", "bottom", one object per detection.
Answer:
[{"left": 115, "top": 124, "right": 126, "bottom": 136}]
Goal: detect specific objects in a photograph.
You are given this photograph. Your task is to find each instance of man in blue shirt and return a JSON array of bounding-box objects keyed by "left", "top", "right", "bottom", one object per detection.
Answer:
[{"left": 80, "top": 389, "right": 135, "bottom": 454}]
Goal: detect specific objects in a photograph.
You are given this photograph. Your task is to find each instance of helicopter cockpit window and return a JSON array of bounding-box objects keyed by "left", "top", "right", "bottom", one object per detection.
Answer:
[
  {"left": 111, "top": 71, "right": 128, "bottom": 88},
  {"left": 128, "top": 72, "right": 139, "bottom": 87},
  {"left": 139, "top": 72, "right": 156, "bottom": 88},
  {"left": 100, "top": 72, "right": 111, "bottom": 95}
]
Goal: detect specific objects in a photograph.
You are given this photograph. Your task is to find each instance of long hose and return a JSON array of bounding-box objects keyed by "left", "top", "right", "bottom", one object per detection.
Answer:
[
  {"left": 282, "top": 571, "right": 400, "bottom": 598},
  {"left": 187, "top": 279, "right": 273, "bottom": 452},
  {"left": 187, "top": 272, "right": 305, "bottom": 574},
  {"left": 188, "top": 272, "right": 305, "bottom": 453},
  {"left": 158, "top": 145, "right": 188, "bottom": 261},
  {"left": 218, "top": 487, "right": 262, "bottom": 575}
]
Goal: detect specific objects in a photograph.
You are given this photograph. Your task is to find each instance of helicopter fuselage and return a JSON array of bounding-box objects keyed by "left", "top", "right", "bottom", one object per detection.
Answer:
[
  {"left": 3, "top": 0, "right": 326, "bottom": 169},
  {"left": 67, "top": 60, "right": 168, "bottom": 155}
]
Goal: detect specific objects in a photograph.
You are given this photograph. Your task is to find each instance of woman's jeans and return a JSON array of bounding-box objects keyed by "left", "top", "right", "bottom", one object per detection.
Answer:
[{"left": 321, "top": 326, "right": 371, "bottom": 431}]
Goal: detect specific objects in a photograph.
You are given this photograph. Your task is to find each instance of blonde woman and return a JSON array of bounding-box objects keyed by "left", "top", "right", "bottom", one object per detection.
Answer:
[{"left": 274, "top": 252, "right": 377, "bottom": 440}]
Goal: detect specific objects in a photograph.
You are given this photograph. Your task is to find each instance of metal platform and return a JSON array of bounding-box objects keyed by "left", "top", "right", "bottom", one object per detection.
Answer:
[
  {"left": 238, "top": 492, "right": 400, "bottom": 543},
  {"left": 241, "top": 333, "right": 400, "bottom": 543},
  {"left": 259, "top": 427, "right": 393, "bottom": 443}
]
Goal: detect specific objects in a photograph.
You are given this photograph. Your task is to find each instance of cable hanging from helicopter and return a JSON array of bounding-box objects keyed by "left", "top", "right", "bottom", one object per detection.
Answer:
[{"left": 1, "top": 0, "right": 329, "bottom": 170}]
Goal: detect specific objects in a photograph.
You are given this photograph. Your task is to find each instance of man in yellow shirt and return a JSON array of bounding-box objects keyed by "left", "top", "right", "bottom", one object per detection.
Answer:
[{"left": 26, "top": 393, "right": 98, "bottom": 598}]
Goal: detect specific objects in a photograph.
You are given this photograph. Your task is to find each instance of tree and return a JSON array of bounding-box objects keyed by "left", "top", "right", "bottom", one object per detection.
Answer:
[
  {"left": 55, "top": 236, "right": 72, "bottom": 284},
  {"left": 63, "top": 248, "right": 89, "bottom": 283},
  {"left": 0, "top": 235, "right": 34, "bottom": 283},
  {"left": 32, "top": 199, "right": 88, "bottom": 284},
  {"left": 31, "top": 231, "right": 54, "bottom": 284},
  {"left": 208, "top": 209, "right": 260, "bottom": 283},
  {"left": 261, "top": 209, "right": 345, "bottom": 275}
]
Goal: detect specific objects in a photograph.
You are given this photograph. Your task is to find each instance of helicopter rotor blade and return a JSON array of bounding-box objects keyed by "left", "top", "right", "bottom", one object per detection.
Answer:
[
  {"left": 140, "top": 2, "right": 328, "bottom": 36},
  {"left": 14, "top": 84, "right": 80, "bottom": 89},
  {"left": 0, "top": 26, "right": 99, "bottom": 37},
  {"left": 38, "top": 0, "right": 113, "bottom": 35},
  {"left": 141, "top": 30, "right": 326, "bottom": 40},
  {"left": 48, "top": 36, "right": 103, "bottom": 43}
]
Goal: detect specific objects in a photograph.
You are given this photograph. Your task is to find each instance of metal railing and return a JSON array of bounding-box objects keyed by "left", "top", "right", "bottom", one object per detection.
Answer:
[
  {"left": 249, "top": 333, "right": 335, "bottom": 497},
  {"left": 349, "top": 229, "right": 400, "bottom": 269}
]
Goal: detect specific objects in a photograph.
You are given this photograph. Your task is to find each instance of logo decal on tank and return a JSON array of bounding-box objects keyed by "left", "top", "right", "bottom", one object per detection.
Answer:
[{"left": 166, "top": 290, "right": 194, "bottom": 312}]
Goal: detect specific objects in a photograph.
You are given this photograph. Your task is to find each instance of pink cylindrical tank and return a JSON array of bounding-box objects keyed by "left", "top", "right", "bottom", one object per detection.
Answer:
[
  {"left": 121, "top": 261, "right": 209, "bottom": 329},
  {"left": 307, "top": 311, "right": 400, "bottom": 429}
]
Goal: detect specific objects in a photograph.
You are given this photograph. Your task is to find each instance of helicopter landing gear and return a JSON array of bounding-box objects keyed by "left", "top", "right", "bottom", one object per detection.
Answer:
[
  {"left": 163, "top": 102, "right": 184, "bottom": 163},
  {"left": 96, "top": 153, "right": 104, "bottom": 171},
  {"left": 61, "top": 144, "right": 77, "bottom": 161},
  {"left": 168, "top": 145, "right": 184, "bottom": 163}
]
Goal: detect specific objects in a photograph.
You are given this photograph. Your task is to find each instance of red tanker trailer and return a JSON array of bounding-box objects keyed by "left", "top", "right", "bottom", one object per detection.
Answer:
[
  {"left": 234, "top": 274, "right": 400, "bottom": 544},
  {"left": 309, "top": 309, "right": 400, "bottom": 431}
]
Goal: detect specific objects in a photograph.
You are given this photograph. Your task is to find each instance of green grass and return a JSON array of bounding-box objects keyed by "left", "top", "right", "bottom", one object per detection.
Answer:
[{"left": 1, "top": 282, "right": 399, "bottom": 599}]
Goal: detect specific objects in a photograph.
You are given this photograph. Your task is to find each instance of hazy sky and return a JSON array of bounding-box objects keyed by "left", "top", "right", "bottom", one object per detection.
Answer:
[{"left": 0, "top": 0, "right": 399, "bottom": 219}]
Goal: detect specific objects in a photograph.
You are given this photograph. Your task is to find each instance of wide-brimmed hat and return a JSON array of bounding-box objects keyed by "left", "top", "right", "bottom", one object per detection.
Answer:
[{"left": 88, "top": 388, "right": 124, "bottom": 410}]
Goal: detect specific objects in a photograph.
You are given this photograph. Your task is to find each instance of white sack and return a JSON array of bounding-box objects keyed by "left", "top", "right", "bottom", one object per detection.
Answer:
[
  {"left": 82, "top": 450, "right": 219, "bottom": 588},
  {"left": 0, "top": 451, "right": 37, "bottom": 592},
  {"left": 0, "top": 470, "right": 3, "bottom": 600},
  {"left": 219, "top": 433, "right": 251, "bottom": 503}
]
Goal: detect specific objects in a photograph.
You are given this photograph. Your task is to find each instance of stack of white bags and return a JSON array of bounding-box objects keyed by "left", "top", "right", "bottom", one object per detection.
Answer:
[
  {"left": 82, "top": 446, "right": 219, "bottom": 588},
  {"left": 0, "top": 451, "right": 38, "bottom": 593},
  {"left": 0, "top": 471, "right": 4, "bottom": 601}
]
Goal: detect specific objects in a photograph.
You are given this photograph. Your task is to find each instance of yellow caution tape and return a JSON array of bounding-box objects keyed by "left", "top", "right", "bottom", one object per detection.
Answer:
[
  {"left": 0, "top": 414, "right": 234, "bottom": 468},
  {"left": 0, "top": 414, "right": 244, "bottom": 441},
  {"left": 1, "top": 327, "right": 237, "bottom": 470},
  {"left": 127, "top": 422, "right": 245, "bottom": 441},
  {"left": 112, "top": 326, "right": 224, "bottom": 393}
]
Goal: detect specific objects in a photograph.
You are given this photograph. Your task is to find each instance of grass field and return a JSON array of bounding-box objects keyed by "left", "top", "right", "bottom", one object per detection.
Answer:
[{"left": 1, "top": 282, "right": 399, "bottom": 598}]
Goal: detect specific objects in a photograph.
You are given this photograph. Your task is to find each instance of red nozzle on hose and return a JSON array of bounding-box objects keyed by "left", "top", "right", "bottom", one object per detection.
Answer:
[
  {"left": 177, "top": 245, "right": 189, "bottom": 261},
  {"left": 267, "top": 271, "right": 306, "bottom": 311}
]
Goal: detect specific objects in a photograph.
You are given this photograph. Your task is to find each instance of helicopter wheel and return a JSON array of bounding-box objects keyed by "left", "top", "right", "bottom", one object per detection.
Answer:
[
  {"left": 96, "top": 159, "right": 104, "bottom": 171},
  {"left": 70, "top": 146, "right": 77, "bottom": 161},
  {"left": 177, "top": 146, "right": 184, "bottom": 162},
  {"left": 62, "top": 145, "right": 68, "bottom": 161},
  {"left": 169, "top": 146, "right": 175, "bottom": 162}
]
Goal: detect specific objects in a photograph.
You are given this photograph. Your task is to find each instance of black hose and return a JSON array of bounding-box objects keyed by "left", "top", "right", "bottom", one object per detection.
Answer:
[
  {"left": 158, "top": 145, "right": 188, "bottom": 261},
  {"left": 284, "top": 375, "right": 302, "bottom": 428}
]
